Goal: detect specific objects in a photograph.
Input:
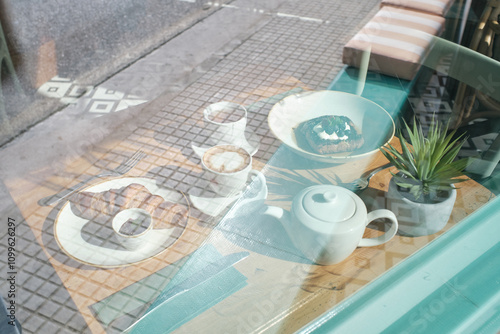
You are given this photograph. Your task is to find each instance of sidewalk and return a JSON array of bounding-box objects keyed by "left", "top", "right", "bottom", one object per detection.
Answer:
[
  {"left": 1, "top": 0, "right": 379, "bottom": 195},
  {"left": 0, "top": 0, "right": 381, "bottom": 332}
]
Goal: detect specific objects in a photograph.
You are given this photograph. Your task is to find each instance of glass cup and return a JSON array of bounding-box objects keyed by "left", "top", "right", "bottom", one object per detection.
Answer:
[{"left": 204, "top": 101, "right": 248, "bottom": 147}]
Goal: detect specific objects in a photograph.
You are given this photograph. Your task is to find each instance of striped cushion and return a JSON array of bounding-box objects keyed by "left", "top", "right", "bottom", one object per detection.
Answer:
[
  {"left": 380, "top": 0, "right": 453, "bottom": 17},
  {"left": 342, "top": 7, "right": 445, "bottom": 80}
]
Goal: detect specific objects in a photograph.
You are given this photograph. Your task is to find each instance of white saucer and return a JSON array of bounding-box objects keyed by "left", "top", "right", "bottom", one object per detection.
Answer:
[
  {"left": 189, "top": 171, "right": 268, "bottom": 217},
  {"left": 189, "top": 193, "right": 240, "bottom": 217},
  {"left": 54, "top": 177, "right": 188, "bottom": 268}
]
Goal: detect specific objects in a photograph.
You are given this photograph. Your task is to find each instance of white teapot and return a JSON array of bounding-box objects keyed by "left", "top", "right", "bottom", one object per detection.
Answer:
[{"left": 263, "top": 185, "right": 398, "bottom": 265}]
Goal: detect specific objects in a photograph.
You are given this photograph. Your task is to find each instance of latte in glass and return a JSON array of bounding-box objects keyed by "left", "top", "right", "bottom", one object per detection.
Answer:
[
  {"left": 202, "top": 145, "right": 251, "bottom": 174},
  {"left": 202, "top": 145, "right": 252, "bottom": 196}
]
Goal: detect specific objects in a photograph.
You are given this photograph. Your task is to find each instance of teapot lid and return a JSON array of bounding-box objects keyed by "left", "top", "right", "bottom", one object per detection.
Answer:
[{"left": 302, "top": 185, "right": 356, "bottom": 222}]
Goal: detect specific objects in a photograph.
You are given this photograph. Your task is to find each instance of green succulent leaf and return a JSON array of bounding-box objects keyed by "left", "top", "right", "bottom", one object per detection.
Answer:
[
  {"left": 398, "top": 134, "right": 418, "bottom": 176},
  {"left": 379, "top": 117, "right": 469, "bottom": 201}
]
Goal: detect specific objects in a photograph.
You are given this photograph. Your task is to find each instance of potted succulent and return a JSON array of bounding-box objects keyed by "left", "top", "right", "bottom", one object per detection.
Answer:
[{"left": 380, "top": 118, "right": 469, "bottom": 236}]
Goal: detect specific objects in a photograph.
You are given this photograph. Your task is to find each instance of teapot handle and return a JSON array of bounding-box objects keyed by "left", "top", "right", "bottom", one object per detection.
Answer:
[
  {"left": 261, "top": 205, "right": 288, "bottom": 223},
  {"left": 358, "top": 209, "right": 398, "bottom": 247}
]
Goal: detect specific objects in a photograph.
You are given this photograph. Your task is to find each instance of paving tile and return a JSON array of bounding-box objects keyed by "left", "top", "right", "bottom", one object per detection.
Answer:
[
  {"left": 22, "top": 293, "right": 46, "bottom": 313},
  {"left": 38, "top": 320, "right": 68, "bottom": 334},
  {"left": 21, "top": 314, "right": 45, "bottom": 334}
]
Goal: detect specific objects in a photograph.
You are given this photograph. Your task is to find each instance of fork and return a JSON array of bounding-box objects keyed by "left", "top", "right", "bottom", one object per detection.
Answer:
[
  {"left": 38, "top": 150, "right": 147, "bottom": 206},
  {"left": 342, "top": 162, "right": 393, "bottom": 193}
]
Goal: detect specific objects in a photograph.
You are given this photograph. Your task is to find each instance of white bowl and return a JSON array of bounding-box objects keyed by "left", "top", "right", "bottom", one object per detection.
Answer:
[{"left": 268, "top": 90, "right": 395, "bottom": 163}]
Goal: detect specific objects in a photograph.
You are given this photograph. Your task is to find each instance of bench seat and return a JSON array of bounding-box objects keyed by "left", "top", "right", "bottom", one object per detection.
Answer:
[{"left": 342, "top": 6, "right": 445, "bottom": 80}]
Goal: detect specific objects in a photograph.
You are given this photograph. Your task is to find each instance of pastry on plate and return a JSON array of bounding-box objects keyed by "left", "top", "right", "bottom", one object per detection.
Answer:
[
  {"left": 70, "top": 183, "right": 188, "bottom": 228},
  {"left": 294, "top": 115, "right": 364, "bottom": 154}
]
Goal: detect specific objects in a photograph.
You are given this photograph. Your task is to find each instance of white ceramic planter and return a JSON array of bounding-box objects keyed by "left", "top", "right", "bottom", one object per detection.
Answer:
[{"left": 386, "top": 178, "right": 457, "bottom": 237}]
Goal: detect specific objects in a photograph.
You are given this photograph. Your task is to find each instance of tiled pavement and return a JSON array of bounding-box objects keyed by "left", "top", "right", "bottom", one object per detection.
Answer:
[{"left": 0, "top": 0, "right": 383, "bottom": 333}]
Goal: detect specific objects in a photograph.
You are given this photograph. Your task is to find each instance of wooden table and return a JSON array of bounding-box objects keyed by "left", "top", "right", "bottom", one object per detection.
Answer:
[
  {"left": 172, "top": 142, "right": 493, "bottom": 334},
  {"left": 5, "top": 129, "right": 494, "bottom": 334}
]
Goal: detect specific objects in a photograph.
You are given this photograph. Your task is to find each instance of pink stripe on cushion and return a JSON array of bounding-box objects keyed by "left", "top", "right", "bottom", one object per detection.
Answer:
[
  {"left": 380, "top": 0, "right": 453, "bottom": 16},
  {"left": 373, "top": 7, "right": 445, "bottom": 34},
  {"left": 363, "top": 22, "right": 434, "bottom": 47}
]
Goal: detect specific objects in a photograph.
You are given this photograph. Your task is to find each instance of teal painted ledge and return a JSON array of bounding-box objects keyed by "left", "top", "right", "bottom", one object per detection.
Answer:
[
  {"left": 327, "top": 66, "right": 413, "bottom": 119},
  {"left": 299, "top": 195, "right": 500, "bottom": 334}
]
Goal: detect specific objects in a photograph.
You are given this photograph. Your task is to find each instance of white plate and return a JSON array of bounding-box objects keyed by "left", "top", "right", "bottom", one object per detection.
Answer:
[
  {"left": 54, "top": 177, "right": 188, "bottom": 268},
  {"left": 268, "top": 90, "right": 395, "bottom": 163}
]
